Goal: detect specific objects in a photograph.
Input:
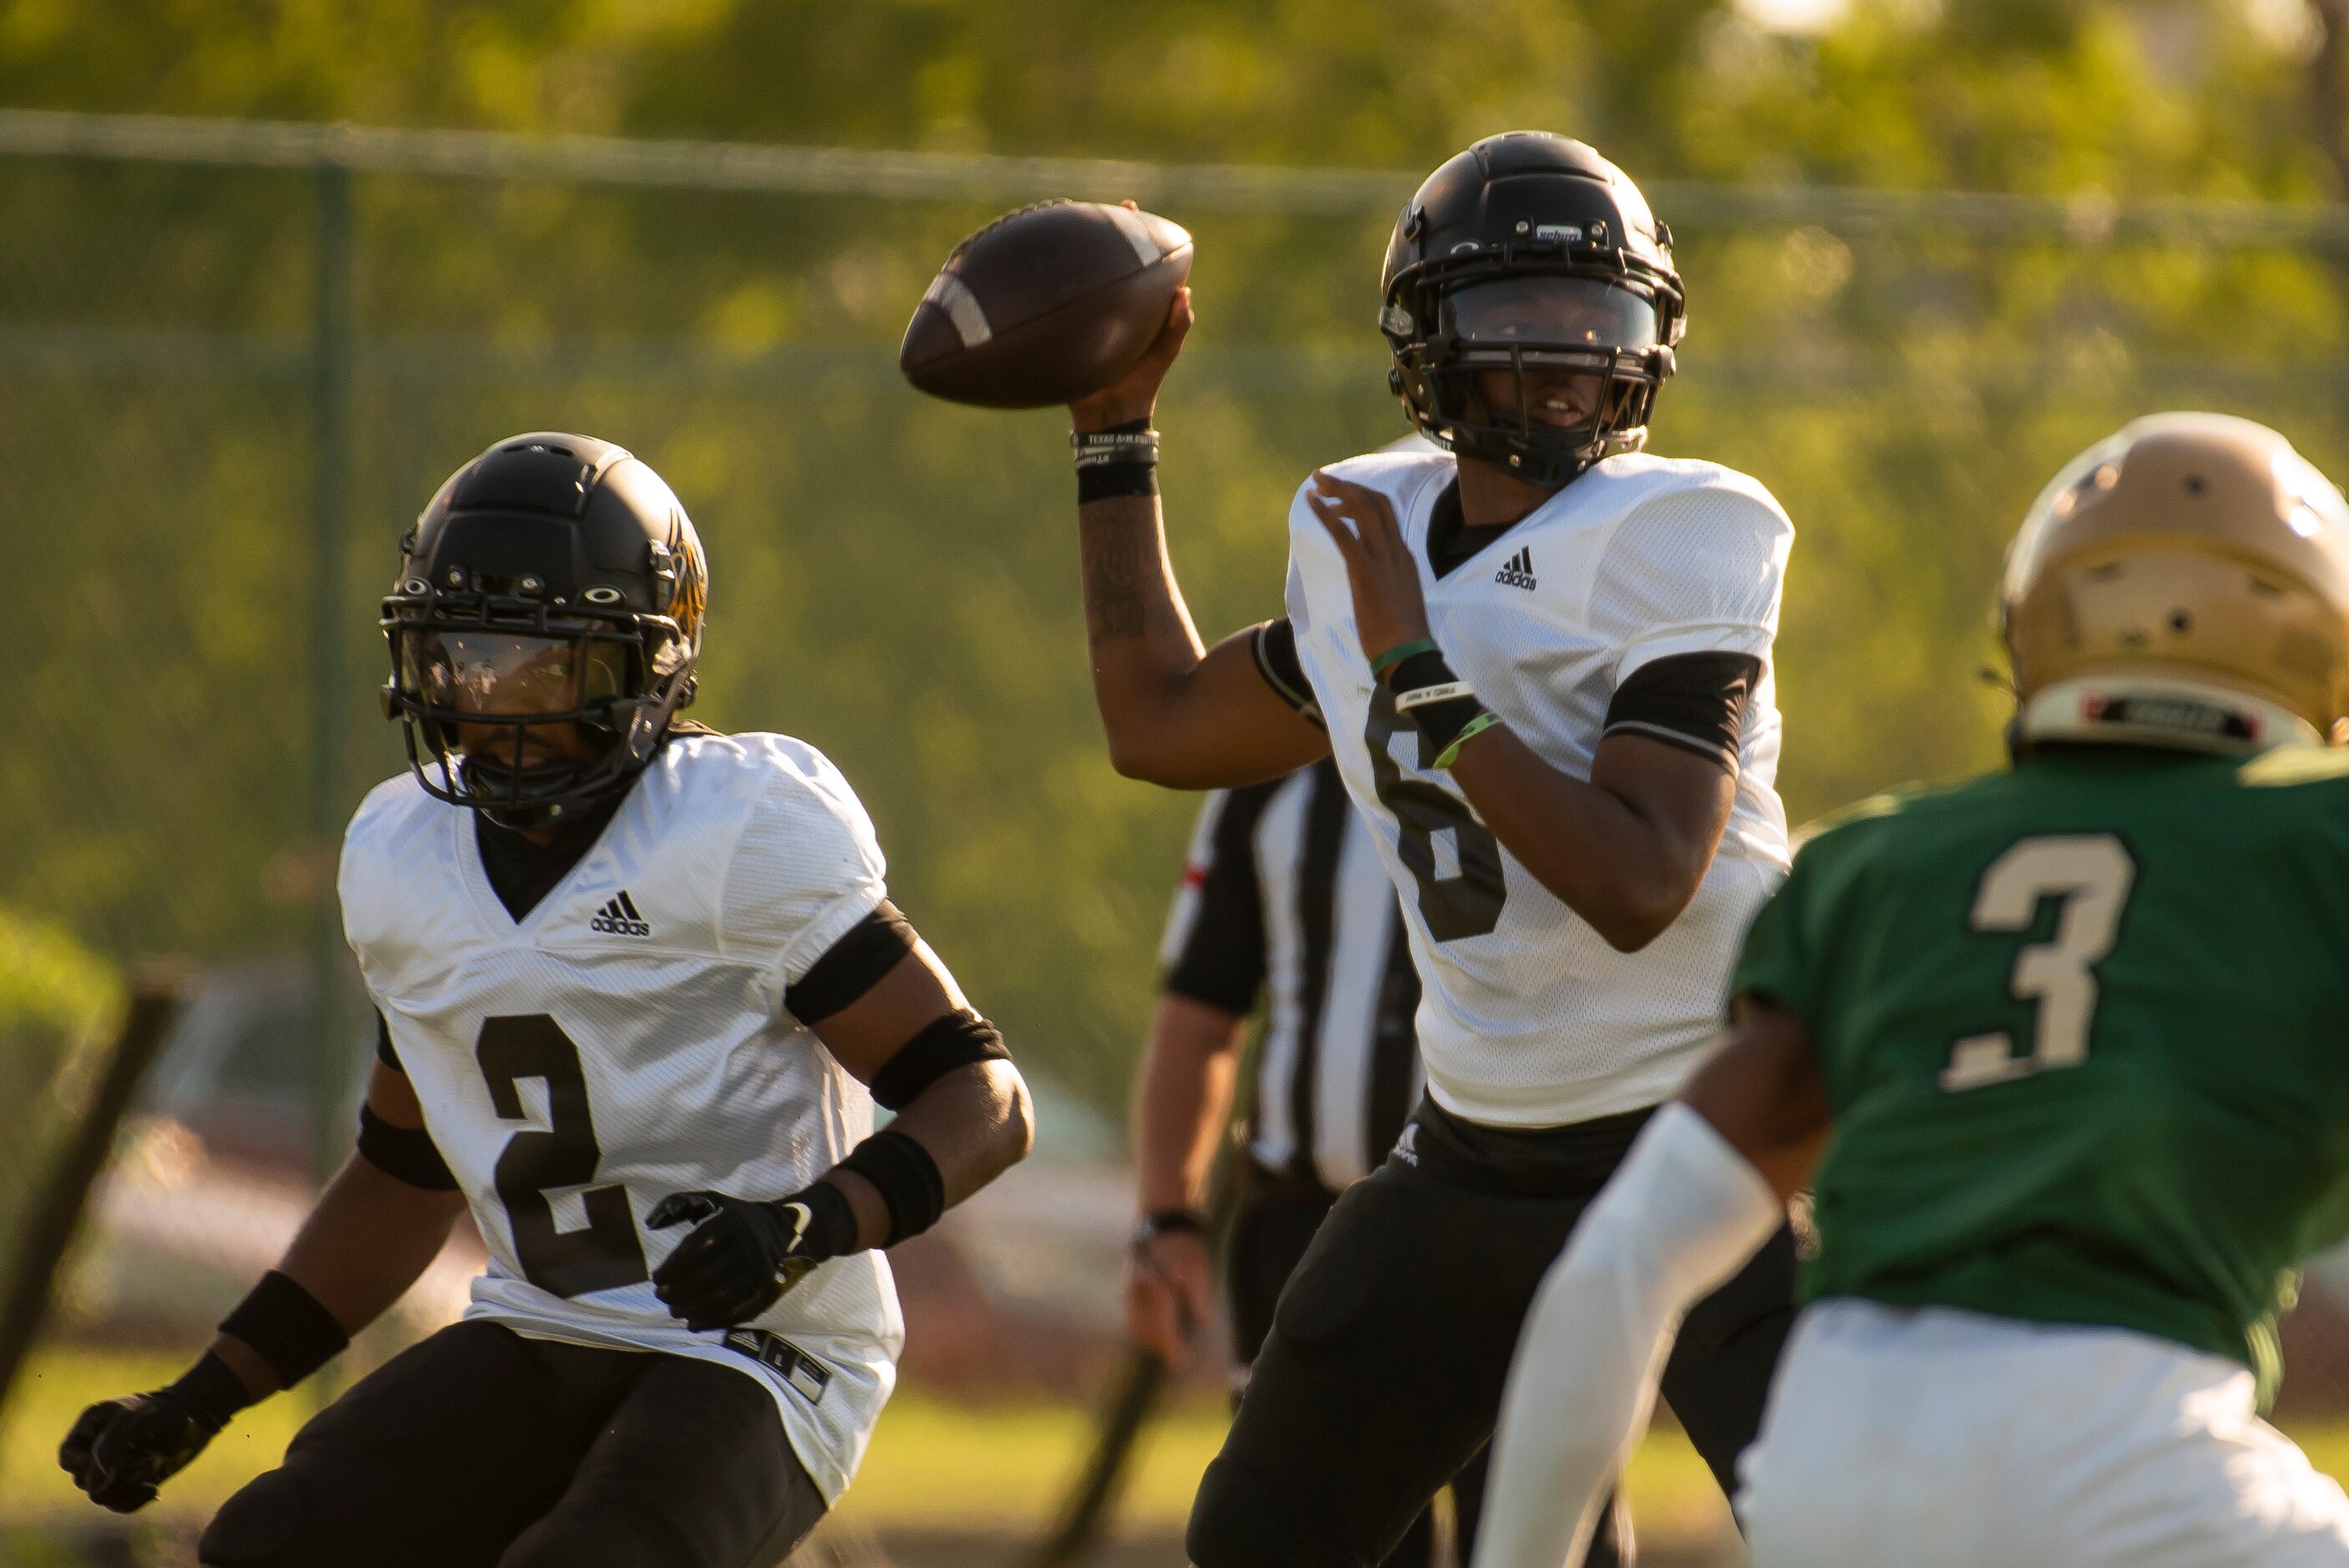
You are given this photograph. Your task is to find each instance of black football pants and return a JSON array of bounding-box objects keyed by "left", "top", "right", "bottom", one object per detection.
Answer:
[
  {"left": 196, "top": 1321, "right": 827, "bottom": 1568},
  {"left": 1227, "top": 1166, "right": 1491, "bottom": 1568},
  {"left": 1189, "top": 1100, "right": 1800, "bottom": 1568}
]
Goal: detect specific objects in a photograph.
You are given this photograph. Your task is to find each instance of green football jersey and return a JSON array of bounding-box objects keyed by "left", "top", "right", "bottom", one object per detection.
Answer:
[{"left": 1734, "top": 743, "right": 2349, "bottom": 1403}]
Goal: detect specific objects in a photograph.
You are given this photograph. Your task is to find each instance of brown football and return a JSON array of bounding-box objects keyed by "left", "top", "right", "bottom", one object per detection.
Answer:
[{"left": 899, "top": 200, "right": 1193, "bottom": 409}]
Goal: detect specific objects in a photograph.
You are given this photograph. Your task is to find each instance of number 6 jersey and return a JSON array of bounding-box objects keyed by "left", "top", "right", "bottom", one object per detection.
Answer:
[
  {"left": 1284, "top": 446, "right": 1795, "bottom": 1128},
  {"left": 339, "top": 731, "right": 903, "bottom": 1503}
]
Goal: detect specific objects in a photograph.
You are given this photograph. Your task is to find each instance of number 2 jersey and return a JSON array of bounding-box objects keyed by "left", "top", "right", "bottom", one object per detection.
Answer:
[
  {"left": 1734, "top": 745, "right": 2349, "bottom": 1402},
  {"left": 338, "top": 731, "right": 903, "bottom": 1503},
  {"left": 1283, "top": 446, "right": 1796, "bottom": 1128}
]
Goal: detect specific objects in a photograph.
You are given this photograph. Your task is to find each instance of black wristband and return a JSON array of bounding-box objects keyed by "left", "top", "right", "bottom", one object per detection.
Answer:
[
  {"left": 780, "top": 1179, "right": 863, "bottom": 1262},
  {"left": 1076, "top": 416, "right": 1159, "bottom": 503},
  {"left": 1078, "top": 462, "right": 1159, "bottom": 503},
  {"left": 168, "top": 1350, "right": 256, "bottom": 1429},
  {"left": 218, "top": 1271, "right": 348, "bottom": 1392},
  {"left": 1385, "top": 648, "right": 1485, "bottom": 754},
  {"left": 833, "top": 1128, "right": 947, "bottom": 1247},
  {"left": 1138, "top": 1209, "right": 1206, "bottom": 1240}
]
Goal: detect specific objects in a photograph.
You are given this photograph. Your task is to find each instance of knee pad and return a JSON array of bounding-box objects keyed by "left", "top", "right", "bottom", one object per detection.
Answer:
[{"left": 199, "top": 1469, "right": 306, "bottom": 1565}]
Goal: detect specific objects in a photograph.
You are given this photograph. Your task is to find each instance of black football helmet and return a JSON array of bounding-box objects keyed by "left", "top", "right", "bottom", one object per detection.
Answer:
[
  {"left": 1381, "top": 133, "right": 1685, "bottom": 486},
  {"left": 379, "top": 433, "right": 708, "bottom": 826}
]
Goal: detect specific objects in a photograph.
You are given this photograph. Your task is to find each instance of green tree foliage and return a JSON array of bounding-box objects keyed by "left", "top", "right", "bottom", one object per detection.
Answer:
[{"left": 0, "top": 2, "right": 2342, "bottom": 1108}]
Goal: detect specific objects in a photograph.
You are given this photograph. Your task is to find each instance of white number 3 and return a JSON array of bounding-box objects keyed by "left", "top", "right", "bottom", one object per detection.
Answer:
[{"left": 1942, "top": 834, "right": 2137, "bottom": 1092}]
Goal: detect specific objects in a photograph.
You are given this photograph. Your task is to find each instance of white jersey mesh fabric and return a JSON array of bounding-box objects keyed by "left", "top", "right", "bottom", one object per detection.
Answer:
[
  {"left": 1285, "top": 448, "right": 1795, "bottom": 1126},
  {"left": 338, "top": 732, "right": 900, "bottom": 1502}
]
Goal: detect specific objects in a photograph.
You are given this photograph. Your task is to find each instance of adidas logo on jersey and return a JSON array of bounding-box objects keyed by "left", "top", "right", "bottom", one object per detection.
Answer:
[
  {"left": 1494, "top": 548, "right": 1537, "bottom": 590},
  {"left": 589, "top": 891, "right": 651, "bottom": 938}
]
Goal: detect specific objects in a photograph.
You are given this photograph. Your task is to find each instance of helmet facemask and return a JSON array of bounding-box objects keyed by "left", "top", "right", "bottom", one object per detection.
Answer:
[
  {"left": 1390, "top": 275, "right": 1673, "bottom": 487},
  {"left": 382, "top": 577, "right": 698, "bottom": 830}
]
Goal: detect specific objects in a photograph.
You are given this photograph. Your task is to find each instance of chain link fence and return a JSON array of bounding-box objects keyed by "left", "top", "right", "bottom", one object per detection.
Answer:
[{"left": 0, "top": 107, "right": 2346, "bottom": 1554}]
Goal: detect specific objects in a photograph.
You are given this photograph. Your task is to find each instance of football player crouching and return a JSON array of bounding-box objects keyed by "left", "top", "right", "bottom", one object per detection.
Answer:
[{"left": 58, "top": 433, "right": 1035, "bottom": 1568}]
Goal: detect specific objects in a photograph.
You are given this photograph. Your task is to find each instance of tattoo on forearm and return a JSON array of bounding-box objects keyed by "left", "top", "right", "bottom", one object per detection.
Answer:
[{"left": 1080, "top": 501, "right": 1166, "bottom": 645}]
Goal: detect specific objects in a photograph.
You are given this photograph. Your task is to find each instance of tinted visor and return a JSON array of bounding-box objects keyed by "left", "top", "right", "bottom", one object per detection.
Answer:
[
  {"left": 1440, "top": 276, "right": 1659, "bottom": 354},
  {"left": 396, "top": 629, "right": 629, "bottom": 719}
]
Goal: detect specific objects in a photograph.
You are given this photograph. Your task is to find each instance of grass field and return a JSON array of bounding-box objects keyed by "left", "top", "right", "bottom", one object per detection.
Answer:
[
  {"left": 13, "top": 1345, "right": 2349, "bottom": 1556},
  {"left": 0, "top": 1346, "right": 1726, "bottom": 1546}
]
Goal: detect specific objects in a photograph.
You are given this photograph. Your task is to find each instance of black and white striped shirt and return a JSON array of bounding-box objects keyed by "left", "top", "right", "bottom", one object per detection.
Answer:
[{"left": 1159, "top": 757, "right": 1424, "bottom": 1193}]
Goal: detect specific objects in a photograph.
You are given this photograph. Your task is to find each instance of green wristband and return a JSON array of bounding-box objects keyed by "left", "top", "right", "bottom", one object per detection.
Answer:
[
  {"left": 1435, "top": 711, "right": 1505, "bottom": 769},
  {"left": 1369, "top": 639, "right": 1440, "bottom": 680}
]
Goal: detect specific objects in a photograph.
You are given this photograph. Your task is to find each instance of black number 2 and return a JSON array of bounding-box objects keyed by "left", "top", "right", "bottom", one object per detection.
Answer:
[
  {"left": 476, "top": 1014, "right": 649, "bottom": 1298},
  {"left": 1364, "top": 680, "right": 1507, "bottom": 941}
]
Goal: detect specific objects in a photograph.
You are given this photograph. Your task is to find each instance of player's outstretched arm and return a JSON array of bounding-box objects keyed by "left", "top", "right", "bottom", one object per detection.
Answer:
[
  {"left": 1069, "top": 286, "right": 1329, "bottom": 789},
  {"left": 60, "top": 1064, "right": 467, "bottom": 1513},
  {"left": 648, "top": 937, "right": 1035, "bottom": 1333},
  {"left": 1472, "top": 1001, "right": 1827, "bottom": 1568}
]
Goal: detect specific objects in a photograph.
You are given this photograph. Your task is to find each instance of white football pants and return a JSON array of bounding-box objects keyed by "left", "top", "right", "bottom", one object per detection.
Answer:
[{"left": 1736, "top": 1298, "right": 2349, "bottom": 1568}]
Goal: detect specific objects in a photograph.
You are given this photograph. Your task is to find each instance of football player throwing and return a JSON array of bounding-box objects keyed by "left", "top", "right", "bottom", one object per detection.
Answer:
[
  {"left": 1065, "top": 133, "right": 1800, "bottom": 1566},
  {"left": 1476, "top": 413, "right": 2349, "bottom": 1568},
  {"left": 59, "top": 434, "right": 1035, "bottom": 1568}
]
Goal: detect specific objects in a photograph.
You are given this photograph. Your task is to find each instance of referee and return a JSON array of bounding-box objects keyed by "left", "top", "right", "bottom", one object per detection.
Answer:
[{"left": 1126, "top": 757, "right": 1527, "bottom": 1567}]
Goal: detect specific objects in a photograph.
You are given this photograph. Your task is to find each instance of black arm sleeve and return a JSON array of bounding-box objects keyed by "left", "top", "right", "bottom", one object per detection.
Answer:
[
  {"left": 357, "top": 1103, "right": 459, "bottom": 1191},
  {"left": 375, "top": 1010, "right": 402, "bottom": 1072},
  {"left": 1249, "top": 618, "right": 1325, "bottom": 730},
  {"left": 786, "top": 900, "right": 920, "bottom": 1025},
  {"left": 1162, "top": 783, "right": 1276, "bottom": 1015},
  {"left": 1602, "top": 650, "right": 1764, "bottom": 770}
]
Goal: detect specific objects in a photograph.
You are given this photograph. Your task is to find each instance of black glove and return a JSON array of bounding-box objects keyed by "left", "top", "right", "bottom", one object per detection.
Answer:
[
  {"left": 647, "top": 1182, "right": 860, "bottom": 1333},
  {"left": 59, "top": 1353, "right": 250, "bottom": 1513}
]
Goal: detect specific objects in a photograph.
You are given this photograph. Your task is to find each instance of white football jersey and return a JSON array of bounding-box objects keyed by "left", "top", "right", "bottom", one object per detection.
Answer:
[
  {"left": 339, "top": 732, "right": 904, "bottom": 1503},
  {"left": 1286, "top": 447, "right": 1795, "bottom": 1128}
]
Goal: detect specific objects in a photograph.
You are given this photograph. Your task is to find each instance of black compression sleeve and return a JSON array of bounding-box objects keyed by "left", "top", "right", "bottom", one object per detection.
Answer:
[
  {"left": 357, "top": 1103, "right": 459, "bottom": 1191},
  {"left": 1602, "top": 651, "right": 1764, "bottom": 768},
  {"left": 1249, "top": 619, "right": 1324, "bottom": 728},
  {"left": 868, "top": 1010, "right": 1012, "bottom": 1112},
  {"left": 375, "top": 1011, "right": 402, "bottom": 1072},
  {"left": 787, "top": 900, "right": 919, "bottom": 1024}
]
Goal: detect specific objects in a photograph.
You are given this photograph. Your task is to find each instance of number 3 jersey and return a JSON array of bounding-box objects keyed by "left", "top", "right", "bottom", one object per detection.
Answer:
[
  {"left": 338, "top": 731, "right": 903, "bottom": 1503},
  {"left": 1735, "top": 745, "right": 2349, "bottom": 1404},
  {"left": 1284, "top": 446, "right": 1795, "bottom": 1128}
]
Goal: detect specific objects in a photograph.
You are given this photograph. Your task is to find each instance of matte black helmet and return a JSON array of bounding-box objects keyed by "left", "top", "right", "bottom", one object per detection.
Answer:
[
  {"left": 1381, "top": 133, "right": 1685, "bottom": 486},
  {"left": 380, "top": 432, "right": 708, "bottom": 826}
]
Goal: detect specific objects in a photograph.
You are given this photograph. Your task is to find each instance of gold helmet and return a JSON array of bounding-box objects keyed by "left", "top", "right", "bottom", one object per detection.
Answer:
[{"left": 2002, "top": 412, "right": 2349, "bottom": 754}]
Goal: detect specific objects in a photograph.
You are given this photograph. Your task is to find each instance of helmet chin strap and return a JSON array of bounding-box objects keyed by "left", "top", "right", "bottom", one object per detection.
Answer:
[{"left": 2017, "top": 675, "right": 2321, "bottom": 756}]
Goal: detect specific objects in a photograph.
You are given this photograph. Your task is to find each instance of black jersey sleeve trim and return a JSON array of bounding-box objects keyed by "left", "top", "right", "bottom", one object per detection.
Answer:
[
  {"left": 1249, "top": 619, "right": 1324, "bottom": 730},
  {"left": 374, "top": 1011, "right": 402, "bottom": 1072},
  {"left": 786, "top": 900, "right": 919, "bottom": 1025},
  {"left": 1162, "top": 782, "right": 1279, "bottom": 1015},
  {"left": 1602, "top": 651, "right": 1762, "bottom": 771}
]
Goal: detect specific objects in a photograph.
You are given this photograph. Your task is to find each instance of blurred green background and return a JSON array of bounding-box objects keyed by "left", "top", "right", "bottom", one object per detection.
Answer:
[
  {"left": 3, "top": 0, "right": 2346, "bottom": 1116},
  {"left": 4, "top": 2, "right": 2349, "bottom": 1561}
]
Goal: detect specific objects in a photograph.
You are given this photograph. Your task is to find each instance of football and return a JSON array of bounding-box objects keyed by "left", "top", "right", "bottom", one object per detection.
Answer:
[{"left": 899, "top": 200, "right": 1193, "bottom": 409}]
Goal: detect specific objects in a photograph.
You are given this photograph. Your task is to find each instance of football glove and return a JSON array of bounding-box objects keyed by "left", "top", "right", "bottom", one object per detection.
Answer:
[
  {"left": 59, "top": 1353, "right": 249, "bottom": 1513},
  {"left": 647, "top": 1182, "right": 860, "bottom": 1333}
]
